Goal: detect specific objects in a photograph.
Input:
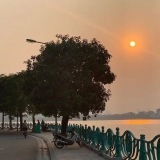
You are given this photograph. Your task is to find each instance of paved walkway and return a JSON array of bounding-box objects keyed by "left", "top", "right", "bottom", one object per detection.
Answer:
[
  {"left": 0, "top": 131, "right": 38, "bottom": 160},
  {"left": 31, "top": 131, "right": 109, "bottom": 160},
  {"left": 0, "top": 129, "right": 116, "bottom": 160}
]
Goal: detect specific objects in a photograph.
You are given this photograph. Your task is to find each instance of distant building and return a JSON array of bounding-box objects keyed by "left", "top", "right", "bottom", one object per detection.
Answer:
[
  {"left": 138, "top": 111, "right": 147, "bottom": 115},
  {"left": 146, "top": 111, "right": 156, "bottom": 118},
  {"left": 156, "top": 108, "right": 160, "bottom": 118}
]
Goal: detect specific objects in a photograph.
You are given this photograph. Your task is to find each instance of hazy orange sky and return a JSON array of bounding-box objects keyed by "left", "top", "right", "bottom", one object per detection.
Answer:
[{"left": 0, "top": 0, "right": 160, "bottom": 114}]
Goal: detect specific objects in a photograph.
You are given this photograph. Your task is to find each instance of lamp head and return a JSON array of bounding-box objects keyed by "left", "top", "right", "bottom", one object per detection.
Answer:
[{"left": 26, "top": 39, "right": 37, "bottom": 43}]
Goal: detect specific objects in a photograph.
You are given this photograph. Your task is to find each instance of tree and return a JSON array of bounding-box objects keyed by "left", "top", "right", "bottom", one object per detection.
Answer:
[
  {"left": 0, "top": 74, "right": 8, "bottom": 129},
  {"left": 15, "top": 71, "right": 28, "bottom": 130},
  {"left": 25, "top": 35, "right": 116, "bottom": 134},
  {"left": 0, "top": 73, "right": 27, "bottom": 130},
  {"left": 22, "top": 70, "right": 43, "bottom": 132}
]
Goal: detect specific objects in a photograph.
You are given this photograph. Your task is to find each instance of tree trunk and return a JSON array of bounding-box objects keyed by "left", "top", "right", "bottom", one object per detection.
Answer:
[
  {"left": 61, "top": 115, "right": 69, "bottom": 136},
  {"left": 32, "top": 114, "right": 35, "bottom": 132},
  {"left": 19, "top": 112, "right": 23, "bottom": 131},
  {"left": 55, "top": 116, "right": 58, "bottom": 133},
  {"left": 16, "top": 111, "right": 18, "bottom": 131},
  {"left": 9, "top": 114, "right": 13, "bottom": 130},
  {"left": 2, "top": 111, "right": 4, "bottom": 129}
]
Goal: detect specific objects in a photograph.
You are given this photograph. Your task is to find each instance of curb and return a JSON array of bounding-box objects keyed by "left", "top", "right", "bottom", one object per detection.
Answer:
[{"left": 30, "top": 133, "right": 57, "bottom": 160}]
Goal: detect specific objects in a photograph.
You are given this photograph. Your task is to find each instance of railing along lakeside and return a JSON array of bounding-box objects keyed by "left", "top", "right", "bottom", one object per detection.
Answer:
[
  {"left": 52, "top": 123, "right": 160, "bottom": 160},
  {"left": 1, "top": 122, "right": 160, "bottom": 160}
]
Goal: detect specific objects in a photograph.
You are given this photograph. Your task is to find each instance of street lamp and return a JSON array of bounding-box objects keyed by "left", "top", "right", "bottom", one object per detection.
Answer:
[
  {"left": 26, "top": 38, "right": 58, "bottom": 133},
  {"left": 26, "top": 39, "right": 47, "bottom": 44}
]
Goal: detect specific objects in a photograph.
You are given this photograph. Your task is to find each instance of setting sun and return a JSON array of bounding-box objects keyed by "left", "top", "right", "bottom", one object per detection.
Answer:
[{"left": 130, "top": 41, "right": 136, "bottom": 47}]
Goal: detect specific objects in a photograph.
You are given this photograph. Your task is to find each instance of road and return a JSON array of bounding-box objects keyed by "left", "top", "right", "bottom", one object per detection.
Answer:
[{"left": 0, "top": 130, "right": 41, "bottom": 160}]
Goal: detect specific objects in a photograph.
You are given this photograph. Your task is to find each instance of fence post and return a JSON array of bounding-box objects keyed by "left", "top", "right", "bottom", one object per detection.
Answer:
[
  {"left": 115, "top": 127, "right": 122, "bottom": 158},
  {"left": 139, "top": 134, "right": 147, "bottom": 160},
  {"left": 76, "top": 124, "right": 79, "bottom": 135},
  {"left": 100, "top": 126, "right": 106, "bottom": 151},
  {"left": 75, "top": 124, "right": 78, "bottom": 133},
  {"left": 85, "top": 124, "right": 88, "bottom": 143},
  {"left": 79, "top": 124, "right": 82, "bottom": 139},
  {"left": 68, "top": 123, "right": 71, "bottom": 131},
  {"left": 92, "top": 125, "right": 96, "bottom": 147}
]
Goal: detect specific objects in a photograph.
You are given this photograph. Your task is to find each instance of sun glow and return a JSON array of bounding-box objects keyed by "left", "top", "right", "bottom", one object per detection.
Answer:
[
  {"left": 123, "top": 119, "right": 154, "bottom": 125},
  {"left": 130, "top": 41, "right": 136, "bottom": 47}
]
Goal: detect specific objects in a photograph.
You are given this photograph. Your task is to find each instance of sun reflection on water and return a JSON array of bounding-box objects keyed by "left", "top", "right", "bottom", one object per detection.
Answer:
[{"left": 122, "top": 119, "right": 154, "bottom": 125}]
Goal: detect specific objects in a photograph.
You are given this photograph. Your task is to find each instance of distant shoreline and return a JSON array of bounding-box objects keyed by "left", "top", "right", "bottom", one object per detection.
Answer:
[
  {"left": 1, "top": 114, "right": 160, "bottom": 123},
  {"left": 70, "top": 118, "right": 160, "bottom": 121},
  {"left": 1, "top": 118, "right": 160, "bottom": 123}
]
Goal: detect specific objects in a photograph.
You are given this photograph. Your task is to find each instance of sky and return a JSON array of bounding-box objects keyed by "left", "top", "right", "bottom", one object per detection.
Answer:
[{"left": 0, "top": 0, "right": 160, "bottom": 114}]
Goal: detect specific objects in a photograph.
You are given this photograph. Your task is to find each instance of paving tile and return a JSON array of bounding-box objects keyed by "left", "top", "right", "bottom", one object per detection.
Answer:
[{"left": 34, "top": 131, "right": 107, "bottom": 160}]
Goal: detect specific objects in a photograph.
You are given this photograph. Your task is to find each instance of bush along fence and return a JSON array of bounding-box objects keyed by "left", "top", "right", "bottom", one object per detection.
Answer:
[{"left": 48, "top": 123, "right": 160, "bottom": 160}]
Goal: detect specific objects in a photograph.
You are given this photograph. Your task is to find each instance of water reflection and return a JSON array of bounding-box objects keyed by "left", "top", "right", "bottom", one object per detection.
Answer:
[
  {"left": 68, "top": 119, "right": 160, "bottom": 140},
  {"left": 122, "top": 119, "right": 154, "bottom": 125}
]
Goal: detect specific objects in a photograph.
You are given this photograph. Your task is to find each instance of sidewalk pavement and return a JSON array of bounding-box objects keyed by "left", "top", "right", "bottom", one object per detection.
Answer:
[{"left": 30, "top": 131, "right": 109, "bottom": 160}]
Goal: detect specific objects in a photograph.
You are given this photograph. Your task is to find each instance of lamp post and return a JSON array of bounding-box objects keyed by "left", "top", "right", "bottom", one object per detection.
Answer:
[
  {"left": 26, "top": 38, "right": 58, "bottom": 133},
  {"left": 26, "top": 39, "right": 47, "bottom": 44}
]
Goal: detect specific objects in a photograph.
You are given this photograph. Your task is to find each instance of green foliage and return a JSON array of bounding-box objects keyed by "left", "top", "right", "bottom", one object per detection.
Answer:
[
  {"left": 0, "top": 74, "right": 7, "bottom": 112},
  {"left": 25, "top": 35, "right": 116, "bottom": 119},
  {"left": 0, "top": 72, "right": 27, "bottom": 116}
]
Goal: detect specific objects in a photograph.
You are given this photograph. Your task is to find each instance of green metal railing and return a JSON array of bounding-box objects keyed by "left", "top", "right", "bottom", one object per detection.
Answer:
[{"left": 50, "top": 123, "right": 160, "bottom": 160}]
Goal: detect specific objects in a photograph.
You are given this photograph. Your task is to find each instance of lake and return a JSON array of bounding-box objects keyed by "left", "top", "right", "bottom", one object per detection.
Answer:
[
  {"left": 8, "top": 119, "right": 160, "bottom": 141},
  {"left": 64, "top": 119, "right": 160, "bottom": 141}
]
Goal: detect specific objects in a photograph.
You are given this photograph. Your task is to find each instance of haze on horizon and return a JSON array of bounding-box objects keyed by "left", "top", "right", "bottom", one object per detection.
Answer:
[{"left": 0, "top": 0, "right": 160, "bottom": 114}]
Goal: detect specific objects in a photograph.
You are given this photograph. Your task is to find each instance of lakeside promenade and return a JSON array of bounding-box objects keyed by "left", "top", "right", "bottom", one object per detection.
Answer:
[
  {"left": 1, "top": 122, "right": 160, "bottom": 160},
  {"left": 0, "top": 129, "right": 116, "bottom": 160},
  {"left": 31, "top": 131, "right": 115, "bottom": 160}
]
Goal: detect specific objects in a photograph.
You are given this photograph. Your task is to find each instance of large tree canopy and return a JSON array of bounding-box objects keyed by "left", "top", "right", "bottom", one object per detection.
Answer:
[
  {"left": 0, "top": 73, "right": 27, "bottom": 113},
  {"left": 25, "top": 35, "right": 116, "bottom": 132},
  {"left": 0, "top": 73, "right": 27, "bottom": 129}
]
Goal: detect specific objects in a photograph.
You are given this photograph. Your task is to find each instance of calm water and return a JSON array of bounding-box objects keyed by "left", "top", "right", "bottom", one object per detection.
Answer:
[
  {"left": 66, "top": 119, "right": 160, "bottom": 141},
  {"left": 9, "top": 119, "right": 160, "bottom": 141}
]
